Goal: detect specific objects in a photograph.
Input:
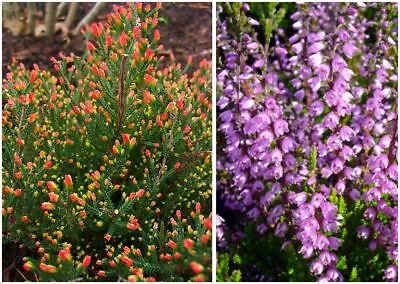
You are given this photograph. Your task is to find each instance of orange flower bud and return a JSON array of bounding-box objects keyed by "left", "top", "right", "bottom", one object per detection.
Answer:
[
  {"left": 23, "top": 261, "right": 33, "bottom": 271},
  {"left": 192, "top": 276, "right": 205, "bottom": 282},
  {"left": 21, "top": 215, "right": 29, "bottom": 223},
  {"left": 109, "top": 260, "right": 116, "bottom": 268},
  {"left": 90, "top": 23, "right": 102, "bottom": 38},
  {"left": 119, "top": 31, "right": 128, "bottom": 47},
  {"left": 183, "top": 238, "right": 194, "bottom": 250},
  {"left": 77, "top": 198, "right": 86, "bottom": 206},
  {"left": 196, "top": 202, "right": 201, "bottom": 213},
  {"left": 143, "top": 90, "right": 152, "bottom": 105},
  {"left": 133, "top": 26, "right": 140, "bottom": 40},
  {"left": 87, "top": 41, "right": 96, "bottom": 52},
  {"left": 153, "top": 30, "right": 161, "bottom": 41},
  {"left": 122, "top": 133, "right": 130, "bottom": 145},
  {"left": 30, "top": 70, "right": 38, "bottom": 83},
  {"left": 41, "top": 202, "right": 54, "bottom": 211},
  {"left": 176, "top": 210, "right": 181, "bottom": 220},
  {"left": 64, "top": 175, "right": 73, "bottom": 188},
  {"left": 189, "top": 261, "right": 204, "bottom": 275},
  {"left": 47, "top": 181, "right": 57, "bottom": 192},
  {"left": 167, "top": 240, "right": 177, "bottom": 250},
  {"left": 59, "top": 248, "right": 72, "bottom": 262},
  {"left": 127, "top": 222, "right": 140, "bottom": 230},
  {"left": 82, "top": 255, "right": 91, "bottom": 268},
  {"left": 14, "top": 188, "right": 22, "bottom": 197},
  {"left": 144, "top": 74, "right": 156, "bottom": 86},
  {"left": 174, "top": 252, "right": 181, "bottom": 260},
  {"left": 105, "top": 35, "right": 113, "bottom": 49},
  {"left": 39, "top": 263, "right": 57, "bottom": 273},
  {"left": 136, "top": 189, "right": 145, "bottom": 197},
  {"left": 200, "top": 234, "right": 209, "bottom": 244},
  {"left": 48, "top": 192, "right": 59, "bottom": 203},
  {"left": 177, "top": 99, "right": 184, "bottom": 110},
  {"left": 145, "top": 48, "right": 153, "bottom": 60},
  {"left": 128, "top": 275, "right": 137, "bottom": 282},
  {"left": 14, "top": 171, "right": 22, "bottom": 180},
  {"left": 121, "top": 255, "right": 134, "bottom": 267},
  {"left": 28, "top": 112, "right": 38, "bottom": 123},
  {"left": 97, "top": 270, "right": 106, "bottom": 277},
  {"left": 44, "top": 160, "right": 53, "bottom": 169},
  {"left": 204, "top": 217, "right": 212, "bottom": 230}
]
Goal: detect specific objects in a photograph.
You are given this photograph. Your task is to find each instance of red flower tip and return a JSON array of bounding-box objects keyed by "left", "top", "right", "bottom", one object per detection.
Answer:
[
  {"left": 174, "top": 162, "right": 182, "bottom": 170},
  {"left": 204, "top": 217, "right": 212, "bottom": 230},
  {"left": 183, "top": 238, "right": 194, "bottom": 250},
  {"left": 153, "top": 29, "right": 160, "bottom": 41},
  {"left": 59, "top": 248, "right": 72, "bottom": 262},
  {"left": 23, "top": 262, "right": 33, "bottom": 271},
  {"left": 82, "top": 255, "right": 91, "bottom": 268},
  {"left": 122, "top": 133, "right": 130, "bottom": 145},
  {"left": 167, "top": 240, "right": 177, "bottom": 250},
  {"left": 48, "top": 192, "right": 59, "bottom": 203},
  {"left": 87, "top": 41, "right": 96, "bottom": 52},
  {"left": 30, "top": 70, "right": 38, "bottom": 83},
  {"left": 196, "top": 202, "right": 201, "bottom": 213},
  {"left": 119, "top": 31, "right": 128, "bottom": 47},
  {"left": 190, "top": 261, "right": 204, "bottom": 275},
  {"left": 144, "top": 74, "right": 156, "bottom": 86},
  {"left": 121, "top": 255, "right": 134, "bottom": 267},
  {"left": 47, "top": 181, "right": 57, "bottom": 191}
]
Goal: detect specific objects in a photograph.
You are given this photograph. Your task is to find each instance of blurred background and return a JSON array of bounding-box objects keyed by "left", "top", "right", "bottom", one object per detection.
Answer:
[{"left": 2, "top": 2, "right": 211, "bottom": 78}]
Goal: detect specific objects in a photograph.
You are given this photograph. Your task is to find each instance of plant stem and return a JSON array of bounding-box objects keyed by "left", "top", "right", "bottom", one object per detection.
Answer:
[{"left": 115, "top": 54, "right": 129, "bottom": 137}]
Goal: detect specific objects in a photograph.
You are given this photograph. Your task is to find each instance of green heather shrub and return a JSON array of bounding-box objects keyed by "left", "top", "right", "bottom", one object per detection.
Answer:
[{"left": 2, "top": 2, "right": 211, "bottom": 281}]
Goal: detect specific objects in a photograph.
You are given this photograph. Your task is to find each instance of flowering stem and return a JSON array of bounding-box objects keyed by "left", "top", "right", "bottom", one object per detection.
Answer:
[
  {"left": 115, "top": 54, "right": 129, "bottom": 138},
  {"left": 12, "top": 106, "right": 26, "bottom": 187},
  {"left": 388, "top": 117, "right": 398, "bottom": 163}
]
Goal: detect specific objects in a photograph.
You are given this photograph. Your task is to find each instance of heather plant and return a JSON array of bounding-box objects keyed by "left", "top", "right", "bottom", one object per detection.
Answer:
[
  {"left": 217, "top": 2, "right": 397, "bottom": 282},
  {"left": 3, "top": 3, "right": 211, "bottom": 281}
]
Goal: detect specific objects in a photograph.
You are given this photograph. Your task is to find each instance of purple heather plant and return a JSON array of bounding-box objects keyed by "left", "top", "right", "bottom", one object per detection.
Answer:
[{"left": 217, "top": 2, "right": 398, "bottom": 282}]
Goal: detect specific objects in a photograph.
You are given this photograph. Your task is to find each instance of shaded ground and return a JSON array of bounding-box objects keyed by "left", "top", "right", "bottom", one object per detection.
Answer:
[
  {"left": 2, "top": 2, "right": 211, "bottom": 77},
  {"left": 158, "top": 3, "right": 211, "bottom": 70},
  {"left": 2, "top": 2, "right": 211, "bottom": 281}
]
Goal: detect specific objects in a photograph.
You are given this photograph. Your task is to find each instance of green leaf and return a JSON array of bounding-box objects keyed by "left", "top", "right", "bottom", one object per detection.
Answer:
[
  {"left": 350, "top": 266, "right": 358, "bottom": 281},
  {"left": 233, "top": 254, "right": 242, "bottom": 264},
  {"left": 231, "top": 270, "right": 242, "bottom": 282}
]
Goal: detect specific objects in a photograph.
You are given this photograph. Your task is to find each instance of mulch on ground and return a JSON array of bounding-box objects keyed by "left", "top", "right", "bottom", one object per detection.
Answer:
[{"left": 2, "top": 2, "right": 211, "bottom": 78}]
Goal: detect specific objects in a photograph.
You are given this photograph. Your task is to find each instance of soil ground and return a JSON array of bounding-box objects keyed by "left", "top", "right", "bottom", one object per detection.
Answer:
[
  {"left": 2, "top": 2, "right": 211, "bottom": 77},
  {"left": 2, "top": 2, "right": 211, "bottom": 281}
]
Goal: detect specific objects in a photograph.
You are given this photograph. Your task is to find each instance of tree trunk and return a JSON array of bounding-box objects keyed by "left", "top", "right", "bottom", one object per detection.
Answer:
[
  {"left": 12, "top": 2, "right": 22, "bottom": 19},
  {"left": 57, "top": 2, "right": 68, "bottom": 17},
  {"left": 64, "top": 2, "right": 79, "bottom": 29},
  {"left": 45, "top": 2, "right": 57, "bottom": 40},
  {"left": 27, "top": 3, "right": 37, "bottom": 35},
  {"left": 72, "top": 2, "right": 106, "bottom": 36}
]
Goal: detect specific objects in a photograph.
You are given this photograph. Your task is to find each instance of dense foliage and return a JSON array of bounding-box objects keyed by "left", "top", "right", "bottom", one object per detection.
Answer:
[
  {"left": 3, "top": 3, "right": 211, "bottom": 281},
  {"left": 217, "top": 2, "right": 397, "bottom": 282}
]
